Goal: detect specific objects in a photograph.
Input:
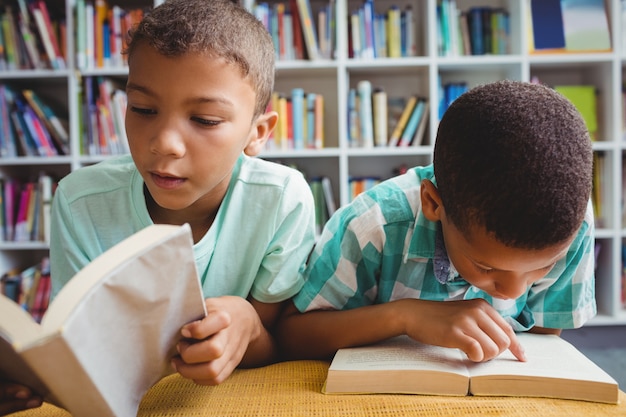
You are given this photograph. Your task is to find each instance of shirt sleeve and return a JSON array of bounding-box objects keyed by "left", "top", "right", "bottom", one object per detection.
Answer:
[
  {"left": 249, "top": 172, "right": 317, "bottom": 303},
  {"left": 293, "top": 195, "right": 385, "bottom": 312},
  {"left": 523, "top": 200, "right": 597, "bottom": 329}
]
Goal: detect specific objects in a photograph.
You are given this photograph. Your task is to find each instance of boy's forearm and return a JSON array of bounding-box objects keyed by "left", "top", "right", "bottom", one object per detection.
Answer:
[
  {"left": 239, "top": 325, "right": 279, "bottom": 367},
  {"left": 276, "top": 301, "right": 408, "bottom": 360}
]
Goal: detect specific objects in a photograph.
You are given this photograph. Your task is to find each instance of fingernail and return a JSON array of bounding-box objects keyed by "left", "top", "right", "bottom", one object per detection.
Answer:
[
  {"left": 15, "top": 389, "right": 29, "bottom": 399},
  {"left": 26, "top": 398, "right": 42, "bottom": 409},
  {"left": 181, "top": 328, "right": 191, "bottom": 338}
]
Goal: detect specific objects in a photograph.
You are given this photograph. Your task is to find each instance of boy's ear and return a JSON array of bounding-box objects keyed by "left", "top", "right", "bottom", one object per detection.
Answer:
[
  {"left": 244, "top": 111, "right": 278, "bottom": 156},
  {"left": 420, "top": 179, "right": 444, "bottom": 222}
]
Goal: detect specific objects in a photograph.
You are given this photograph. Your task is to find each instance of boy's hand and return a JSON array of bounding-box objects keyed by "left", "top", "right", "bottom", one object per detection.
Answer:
[
  {"left": 0, "top": 382, "right": 42, "bottom": 416},
  {"left": 403, "top": 298, "right": 526, "bottom": 362},
  {"left": 171, "top": 296, "right": 262, "bottom": 385}
]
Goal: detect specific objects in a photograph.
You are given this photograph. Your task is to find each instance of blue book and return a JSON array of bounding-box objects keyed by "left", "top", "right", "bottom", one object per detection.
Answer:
[
  {"left": 468, "top": 7, "right": 486, "bottom": 55},
  {"left": 291, "top": 88, "right": 305, "bottom": 149},
  {"left": 530, "top": 0, "right": 565, "bottom": 50}
]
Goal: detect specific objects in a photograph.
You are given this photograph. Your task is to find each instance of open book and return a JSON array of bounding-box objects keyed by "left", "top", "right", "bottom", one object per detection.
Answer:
[
  {"left": 0, "top": 224, "right": 207, "bottom": 417},
  {"left": 324, "top": 333, "right": 619, "bottom": 404}
]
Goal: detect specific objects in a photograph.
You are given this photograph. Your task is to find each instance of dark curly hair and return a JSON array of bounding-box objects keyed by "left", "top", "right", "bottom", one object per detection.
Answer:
[
  {"left": 433, "top": 80, "right": 593, "bottom": 249},
  {"left": 125, "top": 0, "right": 275, "bottom": 117}
]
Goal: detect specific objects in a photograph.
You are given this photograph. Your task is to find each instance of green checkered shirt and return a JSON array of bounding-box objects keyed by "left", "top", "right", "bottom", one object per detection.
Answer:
[{"left": 293, "top": 165, "right": 596, "bottom": 330}]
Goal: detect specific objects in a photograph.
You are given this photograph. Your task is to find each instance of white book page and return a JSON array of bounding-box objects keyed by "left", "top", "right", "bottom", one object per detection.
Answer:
[
  {"left": 466, "top": 333, "right": 616, "bottom": 384},
  {"left": 330, "top": 335, "right": 469, "bottom": 376}
]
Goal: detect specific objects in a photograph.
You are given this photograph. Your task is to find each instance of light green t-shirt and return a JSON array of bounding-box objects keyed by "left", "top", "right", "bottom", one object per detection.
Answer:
[{"left": 50, "top": 153, "right": 316, "bottom": 303}]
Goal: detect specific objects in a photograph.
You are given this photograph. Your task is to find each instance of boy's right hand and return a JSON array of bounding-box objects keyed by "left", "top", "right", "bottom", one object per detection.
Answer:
[
  {"left": 0, "top": 382, "right": 43, "bottom": 416},
  {"left": 402, "top": 298, "right": 526, "bottom": 362}
]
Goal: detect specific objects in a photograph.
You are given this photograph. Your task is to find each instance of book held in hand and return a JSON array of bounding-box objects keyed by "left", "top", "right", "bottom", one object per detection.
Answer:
[
  {"left": 324, "top": 333, "right": 619, "bottom": 404},
  {"left": 0, "top": 224, "right": 207, "bottom": 417}
]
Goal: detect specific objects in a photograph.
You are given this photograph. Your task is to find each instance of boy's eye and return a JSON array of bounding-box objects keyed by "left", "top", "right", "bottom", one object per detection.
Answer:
[
  {"left": 191, "top": 116, "right": 220, "bottom": 126},
  {"left": 474, "top": 264, "right": 493, "bottom": 274},
  {"left": 130, "top": 106, "right": 156, "bottom": 115}
]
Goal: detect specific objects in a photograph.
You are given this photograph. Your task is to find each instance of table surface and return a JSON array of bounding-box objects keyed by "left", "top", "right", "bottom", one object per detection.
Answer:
[{"left": 11, "top": 360, "right": 626, "bottom": 417}]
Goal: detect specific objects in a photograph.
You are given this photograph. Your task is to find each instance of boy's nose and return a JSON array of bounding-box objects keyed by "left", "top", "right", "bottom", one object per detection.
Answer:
[
  {"left": 151, "top": 125, "right": 186, "bottom": 157},
  {"left": 494, "top": 274, "right": 529, "bottom": 299}
]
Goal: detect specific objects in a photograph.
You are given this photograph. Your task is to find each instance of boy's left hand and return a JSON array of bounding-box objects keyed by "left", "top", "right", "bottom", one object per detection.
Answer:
[{"left": 171, "top": 295, "right": 262, "bottom": 385}]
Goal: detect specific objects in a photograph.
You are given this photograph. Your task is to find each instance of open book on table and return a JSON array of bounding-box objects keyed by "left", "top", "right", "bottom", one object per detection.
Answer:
[
  {"left": 0, "top": 224, "right": 207, "bottom": 417},
  {"left": 324, "top": 333, "right": 619, "bottom": 404}
]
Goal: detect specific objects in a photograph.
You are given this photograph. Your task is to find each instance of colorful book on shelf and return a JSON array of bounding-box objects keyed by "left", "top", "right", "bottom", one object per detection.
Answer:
[
  {"left": 314, "top": 93, "right": 324, "bottom": 149},
  {"left": 398, "top": 97, "right": 427, "bottom": 147},
  {"left": 529, "top": 0, "right": 610, "bottom": 53},
  {"left": 0, "top": 224, "right": 207, "bottom": 417},
  {"left": 22, "top": 89, "right": 70, "bottom": 155},
  {"left": 372, "top": 88, "right": 387, "bottom": 147},
  {"left": 323, "top": 334, "right": 619, "bottom": 404},
  {"left": 554, "top": 85, "right": 598, "bottom": 140},
  {"left": 388, "top": 96, "right": 417, "bottom": 147},
  {"left": 529, "top": 0, "right": 565, "bottom": 51},
  {"left": 296, "top": 0, "right": 320, "bottom": 60},
  {"left": 357, "top": 80, "right": 374, "bottom": 148},
  {"left": 561, "top": 0, "right": 611, "bottom": 52},
  {"left": 411, "top": 99, "right": 430, "bottom": 147},
  {"left": 29, "top": 0, "right": 65, "bottom": 69}
]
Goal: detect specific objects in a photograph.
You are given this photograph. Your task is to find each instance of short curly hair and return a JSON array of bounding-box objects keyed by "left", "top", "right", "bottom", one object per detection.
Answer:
[
  {"left": 125, "top": 0, "right": 275, "bottom": 118},
  {"left": 433, "top": 80, "right": 593, "bottom": 249}
]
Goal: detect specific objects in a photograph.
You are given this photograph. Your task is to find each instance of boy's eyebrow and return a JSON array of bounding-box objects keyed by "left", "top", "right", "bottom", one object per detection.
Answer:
[{"left": 125, "top": 82, "right": 235, "bottom": 108}]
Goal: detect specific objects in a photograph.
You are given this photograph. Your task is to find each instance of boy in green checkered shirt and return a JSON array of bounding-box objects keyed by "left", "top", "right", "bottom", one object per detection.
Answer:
[{"left": 278, "top": 80, "right": 596, "bottom": 363}]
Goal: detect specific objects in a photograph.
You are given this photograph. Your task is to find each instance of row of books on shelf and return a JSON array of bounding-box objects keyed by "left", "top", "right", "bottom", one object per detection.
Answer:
[
  {"left": 0, "top": 173, "right": 55, "bottom": 244},
  {"left": 348, "top": 80, "right": 429, "bottom": 148},
  {"left": 1, "top": 257, "right": 50, "bottom": 323},
  {"left": 436, "top": 1, "right": 510, "bottom": 57},
  {"left": 249, "top": 0, "right": 334, "bottom": 61},
  {"left": 266, "top": 88, "right": 324, "bottom": 151},
  {"left": 81, "top": 76, "right": 129, "bottom": 156},
  {"left": 349, "top": 176, "right": 380, "bottom": 201},
  {"left": 348, "top": 1, "right": 416, "bottom": 59},
  {"left": 75, "top": 0, "right": 146, "bottom": 70},
  {"left": 528, "top": 0, "right": 611, "bottom": 53},
  {"left": 0, "top": 85, "right": 70, "bottom": 157},
  {"left": 0, "top": 0, "right": 66, "bottom": 71},
  {"left": 310, "top": 176, "right": 335, "bottom": 235}
]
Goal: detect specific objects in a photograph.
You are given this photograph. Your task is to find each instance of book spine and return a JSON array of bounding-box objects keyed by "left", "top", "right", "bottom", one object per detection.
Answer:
[
  {"left": 357, "top": 80, "right": 374, "bottom": 148},
  {"left": 85, "top": 2, "right": 95, "bottom": 69},
  {"left": 291, "top": 88, "right": 305, "bottom": 150},
  {"left": 347, "top": 88, "right": 359, "bottom": 146},
  {"left": 399, "top": 98, "right": 426, "bottom": 146},
  {"left": 350, "top": 12, "right": 361, "bottom": 58},
  {"left": 306, "top": 92, "right": 315, "bottom": 148},
  {"left": 387, "top": 6, "right": 401, "bottom": 58},
  {"left": 372, "top": 88, "right": 387, "bottom": 147},
  {"left": 314, "top": 93, "right": 324, "bottom": 149},
  {"left": 296, "top": 0, "right": 320, "bottom": 60},
  {"left": 388, "top": 96, "right": 417, "bottom": 147}
]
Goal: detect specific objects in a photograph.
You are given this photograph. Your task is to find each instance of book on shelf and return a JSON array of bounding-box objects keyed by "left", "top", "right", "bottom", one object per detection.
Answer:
[
  {"left": 388, "top": 95, "right": 417, "bottom": 147},
  {"left": 0, "top": 258, "right": 50, "bottom": 323},
  {"left": 0, "top": 224, "right": 207, "bottom": 417},
  {"left": 28, "top": 0, "right": 65, "bottom": 69},
  {"left": 296, "top": 0, "right": 320, "bottom": 60},
  {"left": 554, "top": 85, "right": 598, "bottom": 140},
  {"left": 372, "top": 88, "right": 387, "bottom": 147},
  {"left": 561, "top": 0, "right": 610, "bottom": 52},
  {"left": 398, "top": 97, "right": 427, "bottom": 147},
  {"left": 324, "top": 333, "right": 619, "bottom": 404},
  {"left": 528, "top": 0, "right": 610, "bottom": 53},
  {"left": 357, "top": 80, "right": 374, "bottom": 148},
  {"left": 22, "top": 89, "right": 70, "bottom": 156}
]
